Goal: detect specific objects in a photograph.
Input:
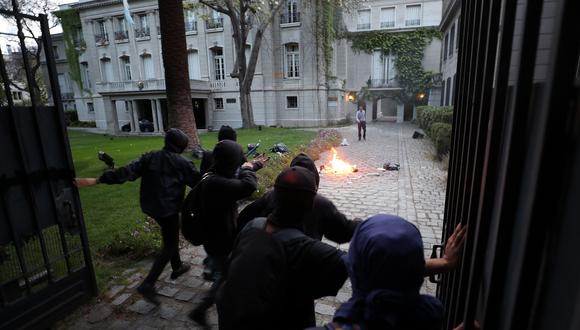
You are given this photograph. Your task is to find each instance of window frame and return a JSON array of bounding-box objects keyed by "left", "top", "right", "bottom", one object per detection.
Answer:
[
  {"left": 284, "top": 43, "right": 300, "bottom": 79},
  {"left": 286, "top": 95, "right": 299, "bottom": 109},
  {"left": 405, "top": 4, "right": 422, "bottom": 27}
]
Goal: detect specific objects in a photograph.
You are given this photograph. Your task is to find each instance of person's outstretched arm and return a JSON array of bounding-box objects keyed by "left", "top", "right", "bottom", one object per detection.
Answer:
[{"left": 425, "top": 223, "right": 467, "bottom": 276}]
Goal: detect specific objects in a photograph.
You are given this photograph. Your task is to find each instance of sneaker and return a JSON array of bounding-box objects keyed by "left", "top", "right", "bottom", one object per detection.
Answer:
[
  {"left": 170, "top": 264, "right": 191, "bottom": 280},
  {"left": 137, "top": 283, "right": 160, "bottom": 306}
]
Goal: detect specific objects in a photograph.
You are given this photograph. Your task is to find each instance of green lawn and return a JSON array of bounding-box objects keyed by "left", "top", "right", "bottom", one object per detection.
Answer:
[{"left": 69, "top": 128, "right": 316, "bottom": 289}]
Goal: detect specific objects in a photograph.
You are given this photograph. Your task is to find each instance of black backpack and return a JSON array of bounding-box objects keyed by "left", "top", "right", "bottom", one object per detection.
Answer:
[{"left": 181, "top": 173, "right": 212, "bottom": 246}]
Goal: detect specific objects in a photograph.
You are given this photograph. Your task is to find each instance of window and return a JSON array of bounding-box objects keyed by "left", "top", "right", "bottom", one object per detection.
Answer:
[
  {"left": 141, "top": 53, "right": 154, "bottom": 79},
  {"left": 357, "top": 9, "right": 371, "bottom": 30},
  {"left": 52, "top": 46, "right": 59, "bottom": 59},
  {"left": 87, "top": 102, "right": 94, "bottom": 113},
  {"left": 212, "top": 48, "right": 225, "bottom": 80},
  {"left": 184, "top": 8, "right": 197, "bottom": 32},
  {"left": 443, "top": 33, "right": 449, "bottom": 61},
  {"left": 206, "top": 10, "right": 223, "bottom": 29},
  {"left": 120, "top": 56, "right": 132, "bottom": 80},
  {"left": 445, "top": 77, "right": 452, "bottom": 106},
  {"left": 449, "top": 24, "right": 456, "bottom": 57},
  {"left": 380, "top": 7, "right": 395, "bottom": 28},
  {"left": 452, "top": 74, "right": 456, "bottom": 105},
  {"left": 135, "top": 14, "right": 150, "bottom": 38},
  {"left": 441, "top": 79, "right": 446, "bottom": 106},
  {"left": 100, "top": 57, "right": 113, "bottom": 81},
  {"left": 188, "top": 49, "right": 200, "bottom": 79},
  {"left": 456, "top": 18, "right": 460, "bottom": 51},
  {"left": 12, "top": 91, "right": 22, "bottom": 100},
  {"left": 115, "top": 17, "right": 128, "bottom": 41},
  {"left": 95, "top": 20, "right": 108, "bottom": 45},
  {"left": 282, "top": 0, "right": 300, "bottom": 24},
  {"left": 285, "top": 43, "right": 300, "bottom": 78},
  {"left": 405, "top": 5, "right": 421, "bottom": 26},
  {"left": 226, "top": 98, "right": 236, "bottom": 104},
  {"left": 58, "top": 73, "right": 71, "bottom": 93},
  {"left": 286, "top": 96, "right": 298, "bottom": 109},
  {"left": 214, "top": 98, "right": 224, "bottom": 110},
  {"left": 81, "top": 62, "right": 91, "bottom": 88}
]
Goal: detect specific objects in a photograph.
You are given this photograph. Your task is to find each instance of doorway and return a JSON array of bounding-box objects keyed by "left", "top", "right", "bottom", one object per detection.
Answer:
[{"left": 192, "top": 98, "right": 206, "bottom": 129}]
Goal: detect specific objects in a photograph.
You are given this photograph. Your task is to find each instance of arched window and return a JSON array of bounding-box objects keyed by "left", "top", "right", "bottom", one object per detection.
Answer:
[{"left": 284, "top": 43, "right": 300, "bottom": 78}]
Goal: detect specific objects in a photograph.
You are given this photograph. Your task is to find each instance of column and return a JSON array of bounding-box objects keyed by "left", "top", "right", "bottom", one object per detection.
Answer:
[
  {"left": 396, "top": 102, "right": 404, "bottom": 123},
  {"left": 151, "top": 99, "right": 159, "bottom": 132},
  {"left": 132, "top": 100, "right": 140, "bottom": 132},
  {"left": 104, "top": 97, "right": 120, "bottom": 134},
  {"left": 128, "top": 100, "right": 136, "bottom": 132},
  {"left": 156, "top": 99, "right": 165, "bottom": 132}
]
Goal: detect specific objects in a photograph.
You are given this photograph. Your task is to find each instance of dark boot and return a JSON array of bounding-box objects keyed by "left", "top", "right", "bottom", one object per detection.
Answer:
[
  {"left": 137, "top": 282, "right": 160, "bottom": 306},
  {"left": 170, "top": 264, "right": 190, "bottom": 280}
]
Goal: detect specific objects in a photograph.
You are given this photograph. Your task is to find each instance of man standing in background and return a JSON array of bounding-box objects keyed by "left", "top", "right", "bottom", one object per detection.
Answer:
[{"left": 356, "top": 106, "right": 367, "bottom": 141}]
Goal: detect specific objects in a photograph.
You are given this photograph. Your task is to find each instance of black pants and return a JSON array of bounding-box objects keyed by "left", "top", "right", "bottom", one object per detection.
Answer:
[
  {"left": 143, "top": 214, "right": 182, "bottom": 285},
  {"left": 358, "top": 121, "right": 367, "bottom": 140},
  {"left": 196, "top": 254, "right": 227, "bottom": 310}
]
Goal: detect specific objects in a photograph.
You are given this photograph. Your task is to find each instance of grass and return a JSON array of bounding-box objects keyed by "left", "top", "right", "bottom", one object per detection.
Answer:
[{"left": 68, "top": 128, "right": 316, "bottom": 290}]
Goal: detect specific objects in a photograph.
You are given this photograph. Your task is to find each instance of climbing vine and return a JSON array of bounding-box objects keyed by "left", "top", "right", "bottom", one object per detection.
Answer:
[
  {"left": 346, "top": 27, "right": 442, "bottom": 103},
  {"left": 54, "top": 9, "right": 85, "bottom": 92}
]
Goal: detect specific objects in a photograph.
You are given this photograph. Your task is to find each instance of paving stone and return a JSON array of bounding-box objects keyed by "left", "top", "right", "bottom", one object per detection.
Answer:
[
  {"left": 315, "top": 303, "right": 336, "bottom": 316},
  {"left": 175, "top": 290, "right": 196, "bottom": 302},
  {"left": 128, "top": 299, "right": 157, "bottom": 315},
  {"left": 157, "top": 286, "right": 179, "bottom": 297},
  {"left": 159, "top": 305, "right": 179, "bottom": 320},
  {"left": 128, "top": 280, "right": 140, "bottom": 289},
  {"left": 86, "top": 304, "right": 112, "bottom": 324},
  {"left": 111, "top": 293, "right": 132, "bottom": 306},
  {"left": 107, "top": 285, "right": 125, "bottom": 298},
  {"left": 183, "top": 277, "right": 204, "bottom": 288}
]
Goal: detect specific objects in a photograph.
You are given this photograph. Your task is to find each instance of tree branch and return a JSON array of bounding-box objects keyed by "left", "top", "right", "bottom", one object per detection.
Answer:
[{"left": 198, "top": 0, "right": 231, "bottom": 15}]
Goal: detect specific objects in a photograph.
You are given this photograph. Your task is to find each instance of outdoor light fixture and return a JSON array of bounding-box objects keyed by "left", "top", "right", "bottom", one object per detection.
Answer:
[
  {"left": 348, "top": 94, "right": 354, "bottom": 102},
  {"left": 417, "top": 92, "right": 426, "bottom": 100}
]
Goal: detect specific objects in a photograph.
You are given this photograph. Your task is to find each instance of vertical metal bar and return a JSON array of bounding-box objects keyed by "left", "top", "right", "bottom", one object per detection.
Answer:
[
  {"left": 8, "top": 2, "right": 53, "bottom": 284},
  {"left": 39, "top": 14, "right": 98, "bottom": 294}
]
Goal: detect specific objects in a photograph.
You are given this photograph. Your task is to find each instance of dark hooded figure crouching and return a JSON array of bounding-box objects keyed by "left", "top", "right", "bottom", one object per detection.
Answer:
[{"left": 93, "top": 128, "right": 201, "bottom": 304}]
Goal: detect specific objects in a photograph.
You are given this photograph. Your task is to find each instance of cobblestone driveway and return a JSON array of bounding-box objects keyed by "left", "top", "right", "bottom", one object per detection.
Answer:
[{"left": 57, "top": 122, "right": 447, "bottom": 329}]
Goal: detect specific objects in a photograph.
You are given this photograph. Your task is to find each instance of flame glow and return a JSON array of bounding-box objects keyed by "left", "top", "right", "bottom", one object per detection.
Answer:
[{"left": 326, "top": 148, "right": 356, "bottom": 174}]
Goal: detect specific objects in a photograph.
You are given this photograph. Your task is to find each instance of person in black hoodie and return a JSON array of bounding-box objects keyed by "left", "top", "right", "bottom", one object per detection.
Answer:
[
  {"left": 237, "top": 153, "right": 361, "bottom": 243},
  {"left": 189, "top": 139, "right": 260, "bottom": 327},
  {"left": 199, "top": 125, "right": 240, "bottom": 175},
  {"left": 76, "top": 128, "right": 201, "bottom": 305}
]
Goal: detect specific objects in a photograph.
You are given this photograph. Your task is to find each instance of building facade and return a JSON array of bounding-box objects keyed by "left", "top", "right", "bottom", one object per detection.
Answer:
[
  {"left": 439, "top": 0, "right": 460, "bottom": 107},
  {"left": 51, "top": 0, "right": 443, "bottom": 133}
]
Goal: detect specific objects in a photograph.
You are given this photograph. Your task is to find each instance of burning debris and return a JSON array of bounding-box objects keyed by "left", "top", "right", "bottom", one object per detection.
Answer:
[{"left": 320, "top": 148, "right": 358, "bottom": 174}]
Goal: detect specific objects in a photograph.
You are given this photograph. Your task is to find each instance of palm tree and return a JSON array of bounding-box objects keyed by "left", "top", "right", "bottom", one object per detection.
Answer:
[{"left": 158, "top": 0, "right": 199, "bottom": 146}]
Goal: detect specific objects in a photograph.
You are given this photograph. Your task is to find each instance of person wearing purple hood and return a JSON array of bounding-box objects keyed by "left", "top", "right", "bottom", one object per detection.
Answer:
[{"left": 313, "top": 214, "right": 449, "bottom": 330}]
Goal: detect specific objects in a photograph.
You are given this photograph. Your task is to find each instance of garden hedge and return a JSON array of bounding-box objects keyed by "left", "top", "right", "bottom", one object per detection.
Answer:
[
  {"left": 416, "top": 106, "right": 454, "bottom": 132},
  {"left": 430, "top": 122, "right": 452, "bottom": 156}
]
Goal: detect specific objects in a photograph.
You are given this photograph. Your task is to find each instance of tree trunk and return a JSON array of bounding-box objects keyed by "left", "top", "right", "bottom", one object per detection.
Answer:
[
  {"left": 158, "top": 0, "right": 199, "bottom": 146},
  {"left": 239, "top": 86, "right": 255, "bottom": 128}
]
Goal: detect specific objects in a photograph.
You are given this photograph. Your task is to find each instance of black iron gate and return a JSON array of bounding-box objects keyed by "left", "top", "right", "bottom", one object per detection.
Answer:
[
  {"left": 0, "top": 4, "right": 97, "bottom": 330},
  {"left": 439, "top": 0, "right": 580, "bottom": 329}
]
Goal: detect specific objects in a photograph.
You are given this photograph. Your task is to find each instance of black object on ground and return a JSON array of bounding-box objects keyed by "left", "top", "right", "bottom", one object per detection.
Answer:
[
  {"left": 271, "top": 143, "right": 289, "bottom": 153},
  {"left": 412, "top": 131, "right": 425, "bottom": 139},
  {"left": 383, "top": 162, "right": 400, "bottom": 171}
]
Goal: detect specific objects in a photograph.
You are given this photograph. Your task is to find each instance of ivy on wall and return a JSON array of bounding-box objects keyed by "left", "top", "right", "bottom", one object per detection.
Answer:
[
  {"left": 345, "top": 27, "right": 442, "bottom": 103},
  {"left": 54, "top": 9, "right": 86, "bottom": 93}
]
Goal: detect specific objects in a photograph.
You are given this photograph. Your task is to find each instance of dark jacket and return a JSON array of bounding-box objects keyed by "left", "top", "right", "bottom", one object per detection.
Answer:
[
  {"left": 237, "top": 191, "right": 361, "bottom": 243},
  {"left": 200, "top": 149, "right": 246, "bottom": 175},
  {"left": 199, "top": 168, "right": 257, "bottom": 256},
  {"left": 98, "top": 150, "right": 200, "bottom": 219}
]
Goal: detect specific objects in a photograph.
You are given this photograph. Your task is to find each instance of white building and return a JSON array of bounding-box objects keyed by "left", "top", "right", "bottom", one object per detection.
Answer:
[
  {"left": 48, "top": 0, "right": 443, "bottom": 133},
  {"left": 439, "top": 0, "right": 460, "bottom": 106}
]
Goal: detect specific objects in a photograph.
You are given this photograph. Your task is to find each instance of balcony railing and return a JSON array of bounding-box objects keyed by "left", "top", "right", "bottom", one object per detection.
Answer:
[
  {"left": 134, "top": 27, "right": 151, "bottom": 39},
  {"left": 114, "top": 30, "right": 129, "bottom": 41},
  {"left": 405, "top": 19, "right": 421, "bottom": 26},
  {"left": 381, "top": 21, "right": 395, "bottom": 28},
  {"left": 185, "top": 21, "right": 197, "bottom": 33},
  {"left": 280, "top": 12, "right": 301, "bottom": 24},
  {"left": 357, "top": 23, "right": 371, "bottom": 30},
  {"left": 206, "top": 18, "right": 224, "bottom": 30},
  {"left": 61, "top": 92, "right": 75, "bottom": 100},
  {"left": 368, "top": 79, "right": 400, "bottom": 88},
  {"left": 95, "top": 79, "right": 210, "bottom": 93},
  {"left": 94, "top": 33, "right": 109, "bottom": 46}
]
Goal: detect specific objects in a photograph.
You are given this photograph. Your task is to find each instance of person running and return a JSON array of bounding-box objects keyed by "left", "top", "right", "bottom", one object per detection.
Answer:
[
  {"left": 356, "top": 106, "right": 367, "bottom": 141},
  {"left": 75, "top": 128, "right": 200, "bottom": 305}
]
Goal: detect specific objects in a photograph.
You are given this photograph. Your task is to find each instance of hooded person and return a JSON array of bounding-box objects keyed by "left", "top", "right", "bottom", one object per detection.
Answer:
[
  {"left": 237, "top": 153, "right": 361, "bottom": 244},
  {"left": 216, "top": 167, "right": 349, "bottom": 330},
  {"left": 199, "top": 125, "right": 244, "bottom": 174},
  {"left": 314, "top": 215, "right": 443, "bottom": 330},
  {"left": 89, "top": 128, "right": 201, "bottom": 305},
  {"left": 189, "top": 140, "right": 259, "bottom": 327}
]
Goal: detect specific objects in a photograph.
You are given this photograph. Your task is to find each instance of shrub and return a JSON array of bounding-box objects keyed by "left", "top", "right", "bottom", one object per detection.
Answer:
[
  {"left": 431, "top": 123, "right": 452, "bottom": 157},
  {"left": 64, "top": 110, "right": 78, "bottom": 124},
  {"left": 69, "top": 120, "right": 97, "bottom": 128},
  {"left": 416, "top": 106, "right": 454, "bottom": 132}
]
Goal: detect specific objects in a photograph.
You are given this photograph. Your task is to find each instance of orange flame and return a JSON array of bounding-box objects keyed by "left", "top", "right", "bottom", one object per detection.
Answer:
[{"left": 326, "top": 148, "right": 356, "bottom": 174}]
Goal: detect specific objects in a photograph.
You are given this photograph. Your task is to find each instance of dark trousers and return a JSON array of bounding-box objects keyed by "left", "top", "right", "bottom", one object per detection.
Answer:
[
  {"left": 358, "top": 121, "right": 367, "bottom": 140},
  {"left": 143, "top": 214, "right": 182, "bottom": 285},
  {"left": 196, "top": 254, "right": 227, "bottom": 310}
]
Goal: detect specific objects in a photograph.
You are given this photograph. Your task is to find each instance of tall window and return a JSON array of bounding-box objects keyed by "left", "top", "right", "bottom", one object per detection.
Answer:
[
  {"left": 188, "top": 49, "right": 200, "bottom": 79},
  {"left": 52, "top": 46, "right": 59, "bottom": 59},
  {"left": 95, "top": 20, "right": 108, "bottom": 44},
  {"left": 184, "top": 8, "right": 197, "bottom": 32},
  {"left": 449, "top": 24, "right": 456, "bottom": 57},
  {"left": 120, "top": 56, "right": 132, "bottom": 80},
  {"left": 443, "top": 33, "right": 449, "bottom": 61},
  {"left": 285, "top": 43, "right": 300, "bottom": 78},
  {"left": 81, "top": 62, "right": 91, "bottom": 88},
  {"left": 405, "top": 5, "right": 421, "bottom": 26},
  {"left": 212, "top": 48, "right": 225, "bottom": 81},
  {"left": 115, "top": 17, "right": 128, "bottom": 41},
  {"left": 58, "top": 73, "right": 70, "bottom": 93},
  {"left": 441, "top": 79, "right": 446, "bottom": 106},
  {"left": 380, "top": 7, "right": 395, "bottom": 28},
  {"left": 100, "top": 57, "right": 113, "bottom": 81},
  {"left": 207, "top": 10, "right": 223, "bottom": 29},
  {"left": 136, "top": 14, "right": 150, "bottom": 38},
  {"left": 141, "top": 54, "right": 154, "bottom": 79},
  {"left": 445, "top": 77, "right": 452, "bottom": 106},
  {"left": 357, "top": 9, "right": 371, "bottom": 30},
  {"left": 283, "top": 0, "right": 299, "bottom": 23}
]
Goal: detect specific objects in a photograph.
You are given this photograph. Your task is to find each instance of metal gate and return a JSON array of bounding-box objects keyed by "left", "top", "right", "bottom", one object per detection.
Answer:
[
  {"left": 439, "top": 0, "right": 580, "bottom": 329},
  {"left": 0, "top": 4, "right": 97, "bottom": 329}
]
